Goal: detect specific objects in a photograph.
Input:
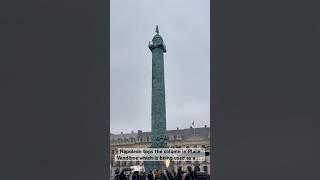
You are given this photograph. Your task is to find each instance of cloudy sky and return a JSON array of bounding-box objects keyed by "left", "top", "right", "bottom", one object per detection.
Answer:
[{"left": 110, "top": 0, "right": 210, "bottom": 134}]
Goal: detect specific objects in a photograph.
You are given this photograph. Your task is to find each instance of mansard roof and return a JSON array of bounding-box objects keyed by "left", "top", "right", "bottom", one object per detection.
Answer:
[{"left": 110, "top": 127, "right": 210, "bottom": 141}]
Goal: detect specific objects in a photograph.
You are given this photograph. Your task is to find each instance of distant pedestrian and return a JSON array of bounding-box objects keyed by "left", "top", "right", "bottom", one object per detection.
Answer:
[
  {"left": 172, "top": 170, "right": 176, "bottom": 178},
  {"left": 166, "top": 170, "right": 174, "bottom": 180},
  {"left": 155, "top": 169, "right": 161, "bottom": 180},
  {"left": 119, "top": 171, "right": 127, "bottom": 180},
  {"left": 160, "top": 171, "right": 168, "bottom": 180},
  {"left": 141, "top": 172, "right": 147, "bottom": 180},
  {"left": 132, "top": 173, "right": 137, "bottom": 180},
  {"left": 184, "top": 166, "right": 194, "bottom": 180},
  {"left": 114, "top": 174, "right": 119, "bottom": 180},
  {"left": 194, "top": 166, "right": 200, "bottom": 179},
  {"left": 147, "top": 171, "right": 154, "bottom": 180},
  {"left": 136, "top": 171, "right": 142, "bottom": 180},
  {"left": 176, "top": 167, "right": 184, "bottom": 180}
]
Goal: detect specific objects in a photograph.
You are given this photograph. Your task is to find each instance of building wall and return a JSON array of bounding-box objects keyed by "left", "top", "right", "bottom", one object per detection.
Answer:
[{"left": 110, "top": 127, "right": 211, "bottom": 174}]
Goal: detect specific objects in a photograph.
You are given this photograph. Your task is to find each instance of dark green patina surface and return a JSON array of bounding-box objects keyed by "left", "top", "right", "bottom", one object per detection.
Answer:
[{"left": 144, "top": 25, "right": 168, "bottom": 172}]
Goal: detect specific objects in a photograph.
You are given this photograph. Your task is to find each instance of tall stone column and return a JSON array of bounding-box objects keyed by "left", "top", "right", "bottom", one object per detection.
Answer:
[
  {"left": 144, "top": 25, "right": 168, "bottom": 172},
  {"left": 149, "top": 25, "right": 167, "bottom": 148}
]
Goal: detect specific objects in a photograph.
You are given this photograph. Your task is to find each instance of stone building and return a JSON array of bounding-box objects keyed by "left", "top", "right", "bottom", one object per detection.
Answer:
[{"left": 110, "top": 126, "right": 211, "bottom": 174}]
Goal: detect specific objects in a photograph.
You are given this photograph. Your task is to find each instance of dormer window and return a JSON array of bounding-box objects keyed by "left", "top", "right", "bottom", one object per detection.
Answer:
[{"left": 176, "top": 134, "right": 182, "bottom": 140}]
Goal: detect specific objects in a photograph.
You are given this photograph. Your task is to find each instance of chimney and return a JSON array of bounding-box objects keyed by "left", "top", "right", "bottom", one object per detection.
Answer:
[
  {"left": 177, "top": 127, "right": 179, "bottom": 130},
  {"left": 120, "top": 132, "right": 123, "bottom": 134},
  {"left": 131, "top": 131, "right": 134, "bottom": 134},
  {"left": 204, "top": 125, "right": 207, "bottom": 128}
]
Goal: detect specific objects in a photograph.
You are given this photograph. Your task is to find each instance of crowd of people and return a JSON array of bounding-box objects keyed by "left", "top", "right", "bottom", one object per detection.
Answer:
[{"left": 113, "top": 165, "right": 210, "bottom": 180}]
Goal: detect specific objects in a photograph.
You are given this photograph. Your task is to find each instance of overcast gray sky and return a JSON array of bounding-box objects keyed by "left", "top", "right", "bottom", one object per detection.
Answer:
[{"left": 110, "top": 0, "right": 210, "bottom": 134}]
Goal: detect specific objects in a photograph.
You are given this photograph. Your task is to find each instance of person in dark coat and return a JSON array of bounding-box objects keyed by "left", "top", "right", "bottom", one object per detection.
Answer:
[
  {"left": 118, "top": 171, "right": 127, "bottom": 180},
  {"left": 132, "top": 171, "right": 137, "bottom": 180},
  {"left": 172, "top": 170, "right": 176, "bottom": 178},
  {"left": 184, "top": 166, "right": 194, "bottom": 180},
  {"left": 147, "top": 171, "right": 154, "bottom": 180},
  {"left": 141, "top": 172, "right": 147, "bottom": 180},
  {"left": 194, "top": 166, "right": 200, "bottom": 179},
  {"left": 135, "top": 171, "right": 141, "bottom": 180},
  {"left": 114, "top": 169, "right": 120, "bottom": 180},
  {"left": 160, "top": 172, "right": 168, "bottom": 180},
  {"left": 194, "top": 166, "right": 200, "bottom": 172},
  {"left": 165, "top": 170, "right": 174, "bottom": 180},
  {"left": 176, "top": 167, "right": 184, "bottom": 180}
]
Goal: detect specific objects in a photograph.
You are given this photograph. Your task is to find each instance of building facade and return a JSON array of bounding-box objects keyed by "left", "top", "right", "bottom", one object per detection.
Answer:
[{"left": 110, "top": 126, "right": 211, "bottom": 174}]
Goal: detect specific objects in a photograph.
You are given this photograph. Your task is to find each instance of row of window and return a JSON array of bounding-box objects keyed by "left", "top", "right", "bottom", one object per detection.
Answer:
[
  {"left": 112, "top": 160, "right": 142, "bottom": 166},
  {"left": 169, "top": 144, "right": 207, "bottom": 148},
  {"left": 111, "top": 137, "right": 151, "bottom": 144}
]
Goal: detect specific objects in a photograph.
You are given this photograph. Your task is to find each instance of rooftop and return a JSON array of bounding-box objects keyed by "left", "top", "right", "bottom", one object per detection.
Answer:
[{"left": 110, "top": 126, "right": 210, "bottom": 142}]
